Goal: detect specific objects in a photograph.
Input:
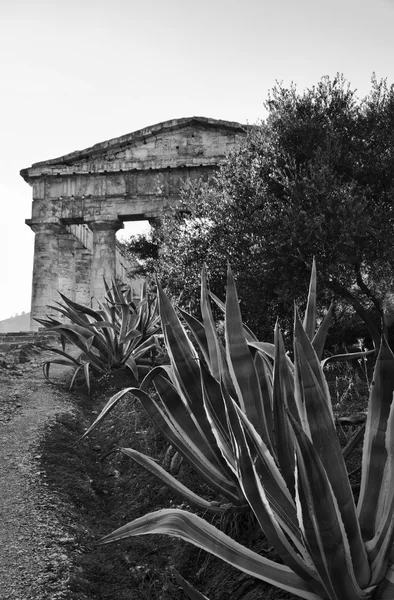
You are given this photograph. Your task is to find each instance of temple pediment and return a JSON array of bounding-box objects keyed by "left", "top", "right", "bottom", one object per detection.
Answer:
[
  {"left": 21, "top": 117, "right": 247, "bottom": 180},
  {"left": 21, "top": 115, "right": 247, "bottom": 330}
]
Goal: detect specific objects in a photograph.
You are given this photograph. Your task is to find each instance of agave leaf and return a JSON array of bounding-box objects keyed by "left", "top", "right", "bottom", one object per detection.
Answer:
[
  {"left": 364, "top": 396, "right": 394, "bottom": 584},
  {"left": 121, "top": 334, "right": 156, "bottom": 367},
  {"left": 294, "top": 309, "right": 332, "bottom": 417},
  {"left": 42, "top": 358, "right": 78, "bottom": 370},
  {"left": 224, "top": 266, "right": 270, "bottom": 445},
  {"left": 208, "top": 290, "right": 259, "bottom": 343},
  {"left": 272, "top": 324, "right": 296, "bottom": 493},
  {"left": 136, "top": 296, "right": 159, "bottom": 335},
  {"left": 162, "top": 323, "right": 229, "bottom": 466},
  {"left": 68, "top": 364, "right": 84, "bottom": 390},
  {"left": 288, "top": 412, "right": 372, "bottom": 600},
  {"left": 200, "top": 264, "right": 224, "bottom": 381},
  {"left": 139, "top": 278, "right": 147, "bottom": 302},
  {"left": 141, "top": 369, "right": 241, "bottom": 502},
  {"left": 222, "top": 388, "right": 323, "bottom": 594},
  {"left": 118, "top": 299, "right": 133, "bottom": 343},
  {"left": 156, "top": 281, "right": 205, "bottom": 408},
  {"left": 250, "top": 349, "right": 274, "bottom": 444},
  {"left": 103, "top": 277, "right": 112, "bottom": 300},
  {"left": 98, "top": 508, "right": 323, "bottom": 600},
  {"left": 357, "top": 338, "right": 394, "bottom": 541},
  {"left": 81, "top": 388, "right": 136, "bottom": 439},
  {"left": 96, "top": 314, "right": 117, "bottom": 354},
  {"left": 303, "top": 258, "right": 317, "bottom": 341},
  {"left": 47, "top": 325, "right": 110, "bottom": 365},
  {"left": 42, "top": 358, "right": 77, "bottom": 383},
  {"left": 83, "top": 362, "right": 91, "bottom": 393},
  {"left": 73, "top": 345, "right": 110, "bottom": 371},
  {"left": 46, "top": 322, "right": 93, "bottom": 341},
  {"left": 119, "top": 448, "right": 225, "bottom": 514},
  {"left": 247, "top": 341, "right": 276, "bottom": 361},
  {"left": 56, "top": 293, "right": 104, "bottom": 320},
  {"left": 342, "top": 423, "right": 366, "bottom": 460},
  {"left": 41, "top": 346, "right": 82, "bottom": 365},
  {"left": 120, "top": 328, "right": 144, "bottom": 346},
  {"left": 85, "top": 335, "right": 95, "bottom": 352},
  {"left": 87, "top": 321, "right": 117, "bottom": 330},
  {"left": 374, "top": 565, "right": 394, "bottom": 599},
  {"left": 234, "top": 404, "right": 309, "bottom": 557},
  {"left": 312, "top": 302, "right": 334, "bottom": 361},
  {"left": 249, "top": 340, "right": 295, "bottom": 423},
  {"left": 131, "top": 335, "right": 158, "bottom": 358},
  {"left": 94, "top": 297, "right": 115, "bottom": 319},
  {"left": 125, "top": 355, "right": 139, "bottom": 380},
  {"left": 294, "top": 323, "right": 370, "bottom": 588},
  {"left": 34, "top": 316, "right": 60, "bottom": 328},
  {"left": 180, "top": 305, "right": 236, "bottom": 398},
  {"left": 321, "top": 349, "right": 375, "bottom": 368},
  {"left": 207, "top": 290, "right": 225, "bottom": 313},
  {"left": 50, "top": 304, "right": 94, "bottom": 328},
  {"left": 106, "top": 278, "right": 123, "bottom": 304},
  {"left": 199, "top": 364, "right": 237, "bottom": 474},
  {"left": 140, "top": 367, "right": 242, "bottom": 500},
  {"left": 147, "top": 368, "right": 221, "bottom": 462},
  {"left": 178, "top": 308, "right": 210, "bottom": 366},
  {"left": 172, "top": 569, "right": 210, "bottom": 600}
]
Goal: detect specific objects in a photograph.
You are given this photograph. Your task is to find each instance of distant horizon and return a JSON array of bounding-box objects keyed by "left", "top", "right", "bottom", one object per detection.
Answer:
[
  {"left": 0, "top": 311, "right": 29, "bottom": 321},
  {"left": 0, "top": 311, "right": 31, "bottom": 334}
]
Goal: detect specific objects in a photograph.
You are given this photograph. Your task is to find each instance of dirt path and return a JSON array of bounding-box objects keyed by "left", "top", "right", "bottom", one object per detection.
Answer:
[{"left": 0, "top": 360, "right": 77, "bottom": 600}]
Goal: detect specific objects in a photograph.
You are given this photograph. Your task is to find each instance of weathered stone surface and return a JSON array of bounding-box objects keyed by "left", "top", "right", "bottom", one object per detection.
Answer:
[
  {"left": 89, "top": 220, "right": 123, "bottom": 305},
  {"left": 29, "top": 222, "right": 63, "bottom": 325},
  {"left": 21, "top": 116, "right": 247, "bottom": 329},
  {"left": 0, "top": 331, "right": 58, "bottom": 354},
  {"left": 75, "top": 248, "right": 92, "bottom": 307}
]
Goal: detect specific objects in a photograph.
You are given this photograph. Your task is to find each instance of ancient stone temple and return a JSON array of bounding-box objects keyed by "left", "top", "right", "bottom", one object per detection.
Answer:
[{"left": 21, "top": 117, "right": 247, "bottom": 330}]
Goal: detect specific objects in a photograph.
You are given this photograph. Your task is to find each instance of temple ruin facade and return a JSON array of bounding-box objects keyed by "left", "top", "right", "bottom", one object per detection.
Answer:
[{"left": 21, "top": 117, "right": 247, "bottom": 330}]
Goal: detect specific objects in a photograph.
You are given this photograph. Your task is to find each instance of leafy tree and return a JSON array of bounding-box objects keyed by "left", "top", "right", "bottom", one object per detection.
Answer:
[{"left": 124, "top": 74, "right": 394, "bottom": 347}]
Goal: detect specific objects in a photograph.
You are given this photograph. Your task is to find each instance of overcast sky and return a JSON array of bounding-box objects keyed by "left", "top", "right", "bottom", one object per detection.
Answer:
[{"left": 1, "top": 0, "right": 394, "bottom": 321}]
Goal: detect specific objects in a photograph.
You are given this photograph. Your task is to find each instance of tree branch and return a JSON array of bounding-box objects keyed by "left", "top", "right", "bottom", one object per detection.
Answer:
[
  {"left": 353, "top": 262, "right": 383, "bottom": 315},
  {"left": 323, "top": 278, "right": 381, "bottom": 349}
]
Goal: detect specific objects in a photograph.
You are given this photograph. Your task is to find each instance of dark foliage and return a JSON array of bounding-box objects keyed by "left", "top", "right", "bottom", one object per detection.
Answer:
[{"left": 122, "top": 74, "right": 394, "bottom": 348}]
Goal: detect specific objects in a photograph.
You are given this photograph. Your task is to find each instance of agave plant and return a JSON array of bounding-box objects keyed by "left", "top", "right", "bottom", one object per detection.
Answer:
[
  {"left": 93, "top": 265, "right": 394, "bottom": 600},
  {"left": 83, "top": 262, "right": 370, "bottom": 512},
  {"left": 36, "top": 279, "right": 160, "bottom": 393},
  {"left": 82, "top": 261, "right": 370, "bottom": 514}
]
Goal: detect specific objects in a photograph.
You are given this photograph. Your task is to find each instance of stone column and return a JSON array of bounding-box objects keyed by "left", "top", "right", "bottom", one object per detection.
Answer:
[
  {"left": 28, "top": 222, "right": 62, "bottom": 330},
  {"left": 88, "top": 220, "right": 123, "bottom": 306},
  {"left": 75, "top": 247, "right": 92, "bottom": 307},
  {"left": 58, "top": 232, "right": 78, "bottom": 303}
]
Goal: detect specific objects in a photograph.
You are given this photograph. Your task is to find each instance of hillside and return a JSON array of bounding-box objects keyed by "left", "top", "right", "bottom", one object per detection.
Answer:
[{"left": 0, "top": 312, "right": 30, "bottom": 333}]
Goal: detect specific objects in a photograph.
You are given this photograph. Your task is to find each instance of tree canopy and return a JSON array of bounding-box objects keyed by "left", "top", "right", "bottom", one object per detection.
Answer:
[{"left": 123, "top": 74, "right": 394, "bottom": 347}]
